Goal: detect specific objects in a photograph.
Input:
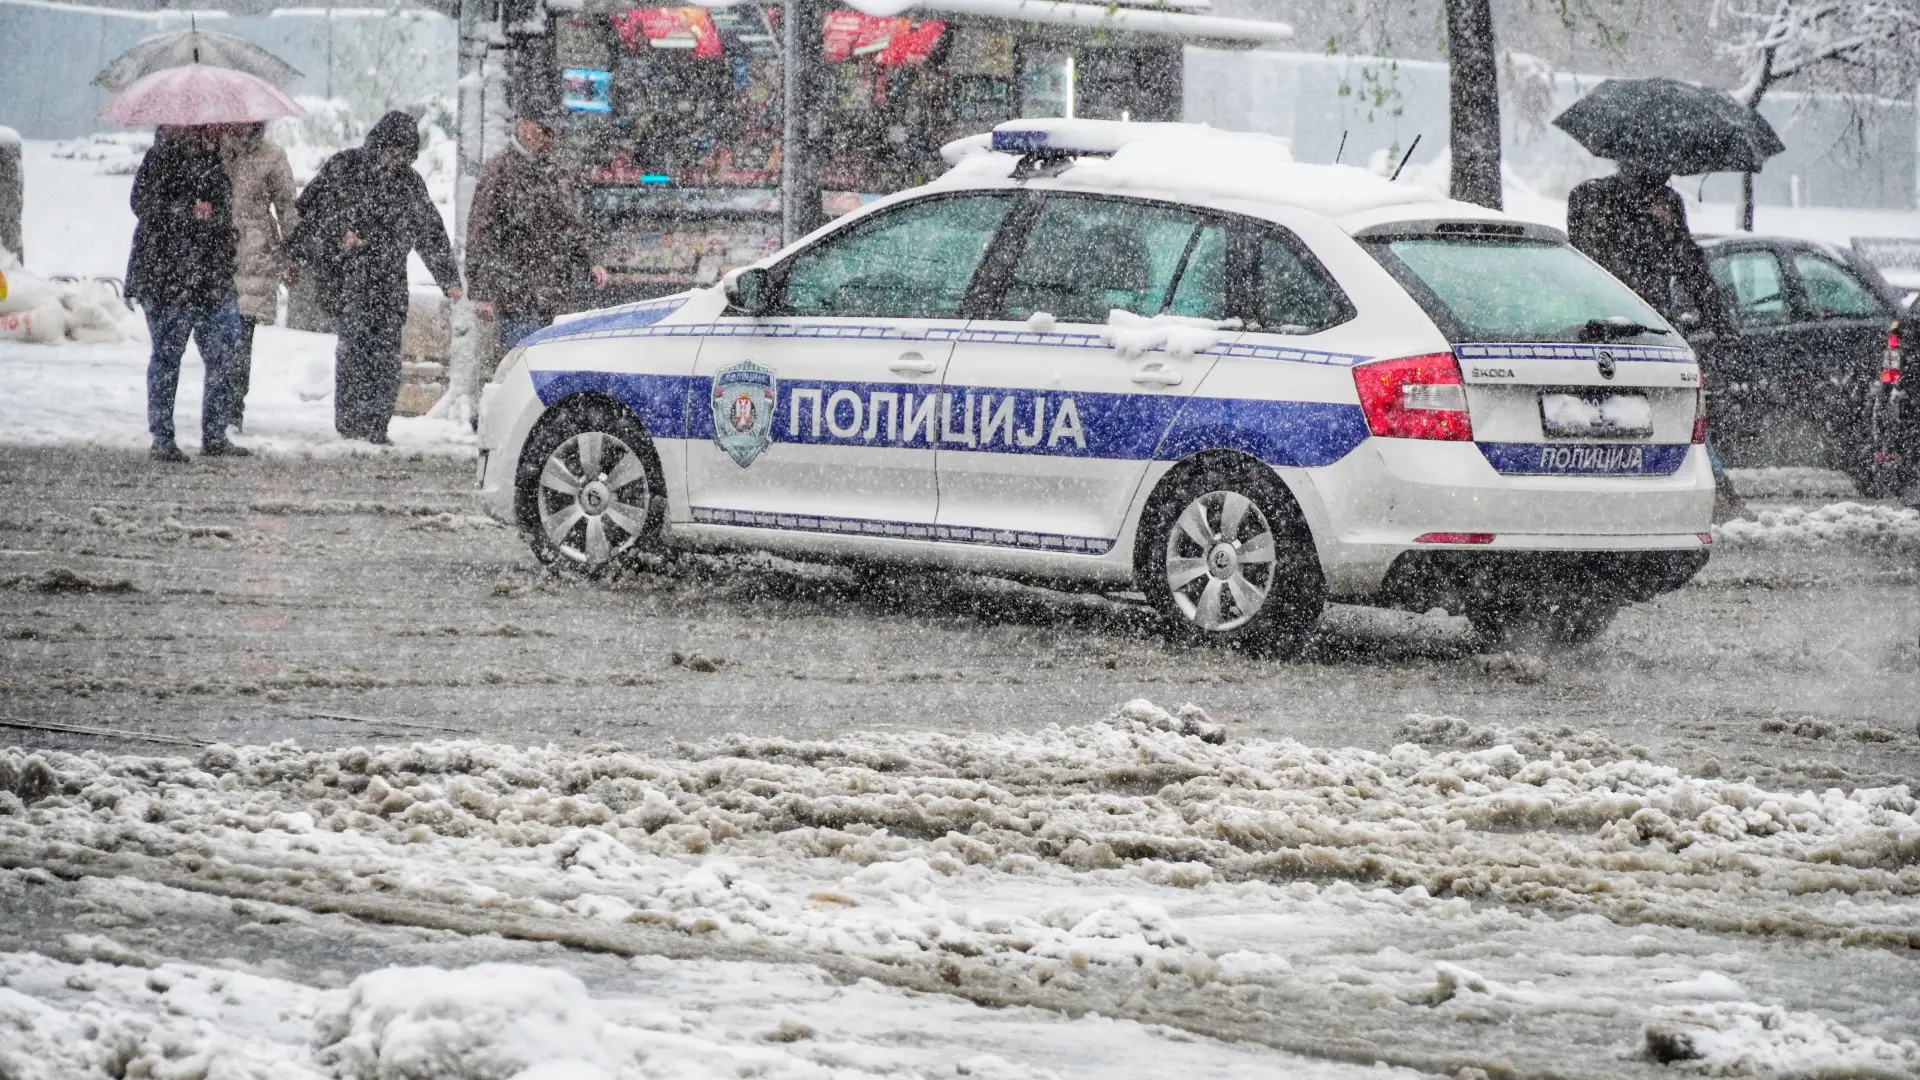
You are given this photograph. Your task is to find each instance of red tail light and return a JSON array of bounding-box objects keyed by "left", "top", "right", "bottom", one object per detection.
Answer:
[
  {"left": 1414, "top": 532, "right": 1495, "bottom": 544},
  {"left": 1352, "top": 352, "right": 1473, "bottom": 441},
  {"left": 1884, "top": 368, "right": 1904, "bottom": 385},
  {"left": 1692, "top": 369, "right": 1708, "bottom": 444}
]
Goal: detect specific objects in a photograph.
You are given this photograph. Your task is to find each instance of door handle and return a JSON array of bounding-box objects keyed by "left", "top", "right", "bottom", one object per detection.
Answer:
[
  {"left": 1131, "top": 363, "right": 1183, "bottom": 387},
  {"left": 890, "top": 352, "right": 939, "bottom": 376}
]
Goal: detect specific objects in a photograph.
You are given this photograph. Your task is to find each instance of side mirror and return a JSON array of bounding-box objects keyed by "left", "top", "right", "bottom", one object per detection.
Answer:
[{"left": 723, "top": 267, "right": 774, "bottom": 317}]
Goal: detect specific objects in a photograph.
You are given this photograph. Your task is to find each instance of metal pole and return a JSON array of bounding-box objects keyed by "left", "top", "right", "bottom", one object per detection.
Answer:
[
  {"left": 781, "top": 0, "right": 823, "bottom": 245},
  {"left": 0, "top": 128, "right": 23, "bottom": 264},
  {"left": 438, "top": 0, "right": 491, "bottom": 421}
]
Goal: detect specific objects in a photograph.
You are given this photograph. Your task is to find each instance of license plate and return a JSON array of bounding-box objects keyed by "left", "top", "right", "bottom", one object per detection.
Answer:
[{"left": 1540, "top": 392, "right": 1653, "bottom": 439}]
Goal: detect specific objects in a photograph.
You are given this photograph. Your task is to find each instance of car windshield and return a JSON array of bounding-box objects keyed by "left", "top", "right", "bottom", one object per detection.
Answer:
[{"left": 1363, "top": 236, "right": 1672, "bottom": 343}]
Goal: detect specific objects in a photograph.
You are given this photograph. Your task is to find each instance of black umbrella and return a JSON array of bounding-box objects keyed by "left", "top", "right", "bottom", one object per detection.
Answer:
[
  {"left": 92, "top": 29, "right": 302, "bottom": 93},
  {"left": 1552, "top": 77, "right": 1785, "bottom": 175}
]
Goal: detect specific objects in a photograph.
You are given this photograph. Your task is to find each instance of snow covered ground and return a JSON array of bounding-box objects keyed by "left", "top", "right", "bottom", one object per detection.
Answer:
[
  {"left": 2, "top": 701, "right": 1916, "bottom": 1077},
  {"left": 0, "top": 328, "right": 474, "bottom": 455},
  {"left": 7, "top": 130, "right": 1920, "bottom": 1078}
]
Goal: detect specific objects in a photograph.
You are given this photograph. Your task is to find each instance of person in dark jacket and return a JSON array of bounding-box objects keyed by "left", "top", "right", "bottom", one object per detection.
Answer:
[
  {"left": 1568, "top": 160, "right": 1744, "bottom": 517},
  {"left": 1567, "top": 162, "right": 1733, "bottom": 338},
  {"left": 291, "top": 110, "right": 460, "bottom": 443},
  {"left": 466, "top": 108, "right": 607, "bottom": 368},
  {"left": 127, "top": 125, "right": 248, "bottom": 462}
]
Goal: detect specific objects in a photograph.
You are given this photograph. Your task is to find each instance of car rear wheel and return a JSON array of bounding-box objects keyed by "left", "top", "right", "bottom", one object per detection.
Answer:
[
  {"left": 516, "top": 398, "right": 665, "bottom": 577},
  {"left": 1136, "top": 461, "right": 1324, "bottom": 656}
]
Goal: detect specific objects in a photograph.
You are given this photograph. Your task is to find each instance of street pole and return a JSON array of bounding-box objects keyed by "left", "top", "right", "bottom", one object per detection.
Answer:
[
  {"left": 781, "top": 0, "right": 824, "bottom": 245},
  {"left": 437, "top": 0, "right": 491, "bottom": 422}
]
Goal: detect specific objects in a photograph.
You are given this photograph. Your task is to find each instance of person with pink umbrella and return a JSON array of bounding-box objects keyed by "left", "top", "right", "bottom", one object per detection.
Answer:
[{"left": 102, "top": 64, "right": 302, "bottom": 461}]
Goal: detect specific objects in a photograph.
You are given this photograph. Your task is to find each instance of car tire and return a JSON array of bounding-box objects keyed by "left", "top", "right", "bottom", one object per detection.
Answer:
[
  {"left": 1466, "top": 593, "right": 1619, "bottom": 650},
  {"left": 1135, "top": 459, "right": 1325, "bottom": 656},
  {"left": 515, "top": 396, "right": 666, "bottom": 578}
]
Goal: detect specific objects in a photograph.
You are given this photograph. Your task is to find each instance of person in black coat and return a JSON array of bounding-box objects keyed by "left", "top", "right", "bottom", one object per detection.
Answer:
[
  {"left": 1566, "top": 162, "right": 1733, "bottom": 338},
  {"left": 1568, "top": 160, "right": 1745, "bottom": 516},
  {"left": 292, "top": 111, "right": 461, "bottom": 443},
  {"left": 127, "top": 125, "right": 249, "bottom": 461}
]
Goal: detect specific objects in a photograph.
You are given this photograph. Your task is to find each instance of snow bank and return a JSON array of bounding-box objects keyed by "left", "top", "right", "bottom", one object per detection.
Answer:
[
  {"left": 3, "top": 698, "right": 1917, "bottom": 969},
  {"left": 315, "top": 964, "right": 617, "bottom": 1080},
  {"left": 1724, "top": 467, "right": 1860, "bottom": 500},
  {"left": 2, "top": 699, "right": 1917, "bottom": 1075},
  {"left": 1714, "top": 502, "right": 1920, "bottom": 553},
  {"left": 1646, "top": 1001, "right": 1920, "bottom": 1074},
  {"left": 0, "top": 244, "right": 145, "bottom": 346}
]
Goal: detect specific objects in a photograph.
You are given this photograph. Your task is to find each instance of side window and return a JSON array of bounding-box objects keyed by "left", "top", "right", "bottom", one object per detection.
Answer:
[
  {"left": 1251, "top": 234, "right": 1348, "bottom": 333},
  {"left": 1792, "top": 254, "right": 1884, "bottom": 318},
  {"left": 780, "top": 194, "right": 1014, "bottom": 319},
  {"left": 1000, "top": 197, "right": 1217, "bottom": 324},
  {"left": 1709, "top": 251, "right": 1789, "bottom": 327}
]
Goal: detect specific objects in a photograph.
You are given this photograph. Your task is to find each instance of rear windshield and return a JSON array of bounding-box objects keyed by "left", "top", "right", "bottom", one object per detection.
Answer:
[{"left": 1361, "top": 236, "right": 1673, "bottom": 344}]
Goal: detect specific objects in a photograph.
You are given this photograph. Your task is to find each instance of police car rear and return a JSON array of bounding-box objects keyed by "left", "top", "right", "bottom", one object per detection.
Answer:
[{"left": 1333, "top": 213, "right": 1712, "bottom": 644}]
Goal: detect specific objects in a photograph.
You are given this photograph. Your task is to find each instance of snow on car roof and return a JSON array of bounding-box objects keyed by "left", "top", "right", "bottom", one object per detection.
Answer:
[{"left": 936, "top": 119, "right": 1524, "bottom": 235}]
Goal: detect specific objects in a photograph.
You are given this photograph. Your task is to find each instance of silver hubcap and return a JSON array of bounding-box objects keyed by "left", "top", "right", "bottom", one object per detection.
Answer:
[
  {"left": 537, "top": 430, "right": 651, "bottom": 567},
  {"left": 1164, "top": 490, "right": 1277, "bottom": 633}
]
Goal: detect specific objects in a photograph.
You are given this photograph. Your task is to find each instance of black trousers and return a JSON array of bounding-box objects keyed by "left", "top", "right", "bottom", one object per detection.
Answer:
[
  {"left": 333, "top": 295, "right": 406, "bottom": 440},
  {"left": 231, "top": 316, "right": 259, "bottom": 427}
]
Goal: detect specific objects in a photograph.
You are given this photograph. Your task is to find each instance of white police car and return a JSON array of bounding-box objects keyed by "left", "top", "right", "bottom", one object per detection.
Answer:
[{"left": 475, "top": 119, "right": 1712, "bottom": 652}]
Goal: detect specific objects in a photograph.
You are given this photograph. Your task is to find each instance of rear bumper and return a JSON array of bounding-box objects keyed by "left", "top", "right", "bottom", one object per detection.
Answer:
[
  {"left": 1376, "top": 547, "right": 1709, "bottom": 615},
  {"left": 1287, "top": 437, "right": 1715, "bottom": 600}
]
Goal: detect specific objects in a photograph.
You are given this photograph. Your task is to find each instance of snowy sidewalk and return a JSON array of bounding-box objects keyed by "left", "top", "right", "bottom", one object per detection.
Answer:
[{"left": 0, "top": 330, "right": 474, "bottom": 456}]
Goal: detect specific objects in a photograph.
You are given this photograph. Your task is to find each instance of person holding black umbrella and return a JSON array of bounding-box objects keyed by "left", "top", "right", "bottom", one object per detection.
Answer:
[
  {"left": 1557, "top": 78, "right": 1784, "bottom": 519},
  {"left": 1566, "top": 162, "right": 1732, "bottom": 338}
]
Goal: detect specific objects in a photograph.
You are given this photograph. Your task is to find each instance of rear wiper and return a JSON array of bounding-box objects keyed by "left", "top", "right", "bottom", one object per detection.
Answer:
[{"left": 1578, "top": 318, "right": 1673, "bottom": 343}]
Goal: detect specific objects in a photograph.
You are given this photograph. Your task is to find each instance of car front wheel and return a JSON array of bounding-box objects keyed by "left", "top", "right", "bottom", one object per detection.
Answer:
[
  {"left": 516, "top": 398, "right": 665, "bottom": 577},
  {"left": 1136, "top": 461, "right": 1325, "bottom": 656}
]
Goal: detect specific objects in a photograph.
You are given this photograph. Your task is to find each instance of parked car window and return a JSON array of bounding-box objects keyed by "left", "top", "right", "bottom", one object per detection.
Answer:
[
  {"left": 1001, "top": 197, "right": 1212, "bottom": 323},
  {"left": 1253, "top": 234, "right": 1351, "bottom": 333},
  {"left": 1364, "top": 237, "right": 1665, "bottom": 343},
  {"left": 781, "top": 194, "right": 1015, "bottom": 319},
  {"left": 1792, "top": 254, "right": 1885, "bottom": 318},
  {"left": 1166, "top": 225, "right": 1228, "bottom": 320},
  {"left": 1709, "top": 251, "right": 1790, "bottom": 328}
]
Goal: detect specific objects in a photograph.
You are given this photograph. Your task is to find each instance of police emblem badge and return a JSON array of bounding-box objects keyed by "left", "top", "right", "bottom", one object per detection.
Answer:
[{"left": 710, "top": 360, "right": 777, "bottom": 468}]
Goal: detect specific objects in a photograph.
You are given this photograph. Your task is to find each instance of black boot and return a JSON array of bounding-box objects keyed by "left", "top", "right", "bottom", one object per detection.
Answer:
[{"left": 150, "top": 439, "right": 189, "bottom": 463}]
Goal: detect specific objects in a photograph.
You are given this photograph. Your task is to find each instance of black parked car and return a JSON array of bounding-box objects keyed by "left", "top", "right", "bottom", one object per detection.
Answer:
[{"left": 1687, "top": 235, "right": 1910, "bottom": 496}]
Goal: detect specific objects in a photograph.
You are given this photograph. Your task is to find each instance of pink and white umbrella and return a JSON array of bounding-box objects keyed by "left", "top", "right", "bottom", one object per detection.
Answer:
[{"left": 98, "top": 64, "right": 304, "bottom": 126}]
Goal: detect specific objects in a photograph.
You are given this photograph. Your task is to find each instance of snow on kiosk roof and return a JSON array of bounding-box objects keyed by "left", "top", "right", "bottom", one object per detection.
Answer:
[{"left": 949, "top": 118, "right": 1544, "bottom": 236}]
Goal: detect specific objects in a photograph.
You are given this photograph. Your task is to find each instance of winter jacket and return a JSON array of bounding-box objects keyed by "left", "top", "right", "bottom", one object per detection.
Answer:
[
  {"left": 466, "top": 142, "right": 594, "bottom": 319},
  {"left": 1567, "top": 173, "right": 1732, "bottom": 336},
  {"left": 290, "top": 111, "right": 457, "bottom": 316},
  {"left": 126, "top": 130, "right": 237, "bottom": 311},
  {"left": 222, "top": 130, "right": 299, "bottom": 322}
]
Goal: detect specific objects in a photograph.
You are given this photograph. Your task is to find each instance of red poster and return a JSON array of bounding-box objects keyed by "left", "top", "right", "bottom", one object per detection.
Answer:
[
  {"left": 821, "top": 11, "right": 943, "bottom": 66},
  {"left": 879, "top": 18, "right": 943, "bottom": 67},
  {"left": 611, "top": 7, "right": 723, "bottom": 59}
]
